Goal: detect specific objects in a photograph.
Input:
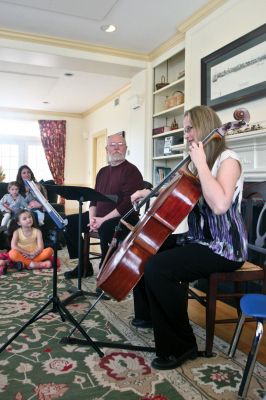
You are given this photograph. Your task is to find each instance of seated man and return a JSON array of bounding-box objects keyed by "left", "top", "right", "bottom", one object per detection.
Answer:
[{"left": 64, "top": 133, "right": 143, "bottom": 280}]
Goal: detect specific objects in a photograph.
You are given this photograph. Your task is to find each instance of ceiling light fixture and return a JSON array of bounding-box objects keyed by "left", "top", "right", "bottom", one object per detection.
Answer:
[
  {"left": 64, "top": 72, "right": 73, "bottom": 77},
  {"left": 43, "top": 101, "right": 49, "bottom": 104},
  {"left": 101, "top": 24, "right": 116, "bottom": 33}
]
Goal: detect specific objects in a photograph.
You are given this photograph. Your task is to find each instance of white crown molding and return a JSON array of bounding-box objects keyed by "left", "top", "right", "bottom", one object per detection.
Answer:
[
  {"left": 0, "top": 28, "right": 149, "bottom": 62},
  {"left": 149, "top": 0, "right": 229, "bottom": 60},
  {"left": 178, "top": 0, "right": 229, "bottom": 33},
  {"left": 0, "top": 0, "right": 229, "bottom": 115},
  {"left": 0, "top": 107, "right": 82, "bottom": 118},
  {"left": 0, "top": 1, "right": 228, "bottom": 64}
]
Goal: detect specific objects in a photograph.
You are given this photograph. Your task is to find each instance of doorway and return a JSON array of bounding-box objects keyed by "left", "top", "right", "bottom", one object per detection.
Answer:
[{"left": 91, "top": 129, "right": 107, "bottom": 186}]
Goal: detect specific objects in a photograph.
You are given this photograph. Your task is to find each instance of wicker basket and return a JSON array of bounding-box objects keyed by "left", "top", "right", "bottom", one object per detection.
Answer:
[
  {"left": 165, "top": 91, "right": 184, "bottom": 109},
  {"left": 155, "top": 75, "right": 169, "bottom": 90}
]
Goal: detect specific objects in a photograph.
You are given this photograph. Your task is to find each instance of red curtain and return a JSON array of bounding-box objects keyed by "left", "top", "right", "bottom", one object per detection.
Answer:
[{"left": 38, "top": 120, "right": 66, "bottom": 203}]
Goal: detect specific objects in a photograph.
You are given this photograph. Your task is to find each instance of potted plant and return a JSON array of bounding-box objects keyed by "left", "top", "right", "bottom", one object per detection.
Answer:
[{"left": 0, "top": 166, "right": 5, "bottom": 182}]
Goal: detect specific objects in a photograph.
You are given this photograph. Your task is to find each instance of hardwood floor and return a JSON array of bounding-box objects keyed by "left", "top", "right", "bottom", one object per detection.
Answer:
[{"left": 188, "top": 296, "right": 266, "bottom": 365}]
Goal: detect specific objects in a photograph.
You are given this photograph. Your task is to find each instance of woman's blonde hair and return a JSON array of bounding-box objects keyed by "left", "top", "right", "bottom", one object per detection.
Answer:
[{"left": 184, "top": 105, "right": 227, "bottom": 171}]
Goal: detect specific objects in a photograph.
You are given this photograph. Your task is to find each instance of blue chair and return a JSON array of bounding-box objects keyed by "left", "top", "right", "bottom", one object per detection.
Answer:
[
  {"left": 188, "top": 181, "right": 266, "bottom": 357},
  {"left": 228, "top": 294, "right": 266, "bottom": 398}
]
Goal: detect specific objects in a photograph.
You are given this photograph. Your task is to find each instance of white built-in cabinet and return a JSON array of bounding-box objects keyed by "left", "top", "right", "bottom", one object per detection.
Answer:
[
  {"left": 152, "top": 48, "right": 266, "bottom": 184},
  {"left": 152, "top": 49, "right": 186, "bottom": 185}
]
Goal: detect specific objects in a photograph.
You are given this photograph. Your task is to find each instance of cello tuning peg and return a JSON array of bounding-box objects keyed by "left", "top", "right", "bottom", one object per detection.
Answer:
[{"left": 233, "top": 108, "right": 250, "bottom": 123}]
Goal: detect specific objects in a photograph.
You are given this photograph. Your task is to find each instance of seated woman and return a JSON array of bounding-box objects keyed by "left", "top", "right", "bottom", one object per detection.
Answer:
[
  {"left": 15, "top": 165, "right": 62, "bottom": 247},
  {"left": 130, "top": 105, "right": 247, "bottom": 370},
  {"left": 9, "top": 209, "right": 53, "bottom": 269},
  {"left": 16, "top": 165, "right": 47, "bottom": 226}
]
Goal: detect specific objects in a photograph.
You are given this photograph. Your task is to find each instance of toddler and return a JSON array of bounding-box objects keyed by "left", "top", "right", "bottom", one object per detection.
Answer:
[
  {"left": 0, "top": 181, "right": 27, "bottom": 232},
  {"left": 9, "top": 209, "right": 53, "bottom": 269}
]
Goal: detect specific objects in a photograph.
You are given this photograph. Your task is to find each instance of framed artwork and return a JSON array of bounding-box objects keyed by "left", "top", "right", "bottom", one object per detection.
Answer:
[{"left": 201, "top": 24, "right": 266, "bottom": 110}]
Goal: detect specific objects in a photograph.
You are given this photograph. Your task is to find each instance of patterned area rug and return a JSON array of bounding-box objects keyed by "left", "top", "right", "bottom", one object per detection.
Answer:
[{"left": 0, "top": 249, "right": 265, "bottom": 400}]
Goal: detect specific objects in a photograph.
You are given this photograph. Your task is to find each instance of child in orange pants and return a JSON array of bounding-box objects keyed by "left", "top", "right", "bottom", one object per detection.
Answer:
[{"left": 9, "top": 209, "right": 53, "bottom": 269}]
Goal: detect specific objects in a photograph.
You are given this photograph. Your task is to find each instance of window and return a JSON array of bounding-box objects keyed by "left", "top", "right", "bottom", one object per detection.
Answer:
[
  {"left": 28, "top": 144, "right": 52, "bottom": 181},
  {"left": 0, "top": 144, "right": 19, "bottom": 181},
  {"left": 0, "top": 119, "right": 52, "bottom": 182}
]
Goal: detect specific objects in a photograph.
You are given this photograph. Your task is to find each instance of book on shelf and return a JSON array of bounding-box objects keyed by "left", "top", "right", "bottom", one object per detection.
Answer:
[
  {"left": 155, "top": 166, "right": 172, "bottom": 184},
  {"left": 164, "top": 135, "right": 183, "bottom": 155},
  {"left": 152, "top": 126, "right": 171, "bottom": 135}
]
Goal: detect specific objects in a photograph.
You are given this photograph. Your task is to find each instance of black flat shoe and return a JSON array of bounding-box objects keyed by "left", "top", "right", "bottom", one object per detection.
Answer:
[
  {"left": 14, "top": 261, "right": 24, "bottom": 271},
  {"left": 64, "top": 263, "right": 93, "bottom": 279},
  {"left": 131, "top": 318, "right": 153, "bottom": 329},
  {"left": 151, "top": 348, "right": 198, "bottom": 370}
]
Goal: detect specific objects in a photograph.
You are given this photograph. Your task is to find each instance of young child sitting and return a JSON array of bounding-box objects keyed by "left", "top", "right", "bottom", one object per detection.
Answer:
[
  {"left": 9, "top": 209, "right": 53, "bottom": 270},
  {"left": 0, "top": 181, "right": 27, "bottom": 232}
]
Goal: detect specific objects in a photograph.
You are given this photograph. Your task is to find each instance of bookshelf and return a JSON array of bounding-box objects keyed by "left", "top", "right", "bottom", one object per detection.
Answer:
[{"left": 152, "top": 49, "right": 185, "bottom": 184}]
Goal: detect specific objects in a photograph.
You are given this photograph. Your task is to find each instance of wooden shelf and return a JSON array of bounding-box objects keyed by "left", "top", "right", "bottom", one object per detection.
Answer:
[
  {"left": 152, "top": 153, "right": 183, "bottom": 161},
  {"left": 153, "top": 77, "right": 185, "bottom": 95},
  {"left": 153, "top": 103, "right": 184, "bottom": 118},
  {"left": 152, "top": 128, "right": 183, "bottom": 139}
]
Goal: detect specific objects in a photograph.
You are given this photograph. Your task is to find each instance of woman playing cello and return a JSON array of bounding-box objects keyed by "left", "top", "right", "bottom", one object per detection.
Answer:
[{"left": 130, "top": 105, "right": 248, "bottom": 370}]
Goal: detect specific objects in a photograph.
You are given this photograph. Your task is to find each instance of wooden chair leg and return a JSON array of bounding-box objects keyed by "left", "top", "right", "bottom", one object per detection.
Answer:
[
  {"left": 205, "top": 275, "right": 218, "bottom": 356},
  {"left": 234, "top": 281, "right": 244, "bottom": 315}
]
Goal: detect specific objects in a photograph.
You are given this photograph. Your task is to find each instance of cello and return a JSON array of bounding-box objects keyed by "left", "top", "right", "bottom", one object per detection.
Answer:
[{"left": 97, "top": 108, "right": 250, "bottom": 301}]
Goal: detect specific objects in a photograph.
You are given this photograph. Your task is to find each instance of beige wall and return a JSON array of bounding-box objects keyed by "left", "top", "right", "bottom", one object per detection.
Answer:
[
  {"left": 185, "top": 0, "right": 266, "bottom": 122},
  {"left": 84, "top": 69, "right": 150, "bottom": 186},
  {"left": 83, "top": 89, "right": 130, "bottom": 187}
]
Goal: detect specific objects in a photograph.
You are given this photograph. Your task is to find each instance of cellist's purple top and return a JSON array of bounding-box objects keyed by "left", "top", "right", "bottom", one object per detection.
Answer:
[{"left": 188, "top": 150, "right": 248, "bottom": 262}]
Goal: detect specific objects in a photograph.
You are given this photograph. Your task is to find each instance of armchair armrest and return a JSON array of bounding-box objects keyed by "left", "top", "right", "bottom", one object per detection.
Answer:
[{"left": 248, "top": 243, "right": 266, "bottom": 256}]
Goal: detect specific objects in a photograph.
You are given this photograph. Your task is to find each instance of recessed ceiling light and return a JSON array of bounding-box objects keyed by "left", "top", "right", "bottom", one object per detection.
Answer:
[
  {"left": 43, "top": 101, "right": 49, "bottom": 104},
  {"left": 101, "top": 24, "right": 116, "bottom": 33},
  {"left": 64, "top": 72, "right": 73, "bottom": 77}
]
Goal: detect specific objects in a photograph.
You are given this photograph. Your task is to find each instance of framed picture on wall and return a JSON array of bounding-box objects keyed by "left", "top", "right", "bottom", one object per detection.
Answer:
[{"left": 201, "top": 24, "right": 266, "bottom": 110}]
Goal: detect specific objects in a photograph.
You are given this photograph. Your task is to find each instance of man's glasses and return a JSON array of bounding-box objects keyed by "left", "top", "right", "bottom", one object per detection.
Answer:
[
  {"left": 108, "top": 142, "right": 125, "bottom": 147},
  {"left": 184, "top": 126, "right": 193, "bottom": 134}
]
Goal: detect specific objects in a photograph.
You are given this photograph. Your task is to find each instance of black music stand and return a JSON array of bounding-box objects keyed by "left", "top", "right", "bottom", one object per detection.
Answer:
[
  {"left": 44, "top": 184, "right": 115, "bottom": 304},
  {"left": 0, "top": 184, "right": 104, "bottom": 358}
]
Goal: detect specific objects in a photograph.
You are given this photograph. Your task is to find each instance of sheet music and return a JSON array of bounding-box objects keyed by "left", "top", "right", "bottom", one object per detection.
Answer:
[{"left": 25, "top": 180, "right": 68, "bottom": 230}]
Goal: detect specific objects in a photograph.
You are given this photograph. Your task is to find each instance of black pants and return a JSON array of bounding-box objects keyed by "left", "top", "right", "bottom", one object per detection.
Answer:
[
  {"left": 133, "top": 238, "right": 244, "bottom": 357},
  {"left": 64, "top": 211, "right": 90, "bottom": 259},
  {"left": 64, "top": 212, "right": 137, "bottom": 267},
  {"left": 98, "top": 217, "right": 125, "bottom": 267}
]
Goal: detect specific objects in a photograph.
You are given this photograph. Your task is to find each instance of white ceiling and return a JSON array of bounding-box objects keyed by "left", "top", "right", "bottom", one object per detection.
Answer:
[{"left": 0, "top": 0, "right": 210, "bottom": 114}]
